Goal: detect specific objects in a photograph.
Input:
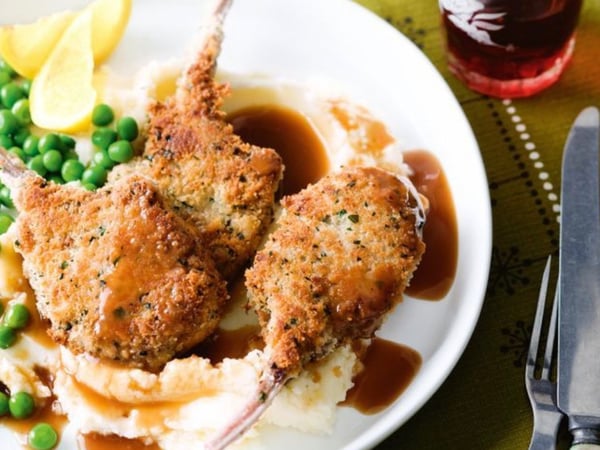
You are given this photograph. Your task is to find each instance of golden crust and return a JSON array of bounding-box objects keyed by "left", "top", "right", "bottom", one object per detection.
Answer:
[
  {"left": 14, "top": 175, "right": 227, "bottom": 371},
  {"left": 141, "top": 110, "right": 283, "bottom": 281},
  {"left": 245, "top": 167, "right": 425, "bottom": 375},
  {"left": 111, "top": 37, "right": 284, "bottom": 281}
]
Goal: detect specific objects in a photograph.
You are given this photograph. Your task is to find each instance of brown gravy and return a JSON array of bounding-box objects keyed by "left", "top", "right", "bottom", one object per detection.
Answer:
[
  {"left": 327, "top": 100, "right": 395, "bottom": 157},
  {"left": 83, "top": 433, "right": 160, "bottom": 450},
  {"left": 193, "top": 325, "right": 263, "bottom": 364},
  {"left": 343, "top": 338, "right": 422, "bottom": 414},
  {"left": 228, "top": 104, "right": 330, "bottom": 195},
  {"left": 404, "top": 150, "right": 458, "bottom": 300}
]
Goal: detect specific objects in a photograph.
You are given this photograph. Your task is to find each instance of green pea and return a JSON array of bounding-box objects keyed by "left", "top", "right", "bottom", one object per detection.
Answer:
[
  {"left": 0, "top": 392, "right": 9, "bottom": 416},
  {"left": 38, "top": 134, "right": 63, "bottom": 154},
  {"left": 61, "top": 159, "right": 85, "bottom": 182},
  {"left": 58, "top": 134, "right": 76, "bottom": 150},
  {"left": 9, "top": 391, "right": 35, "bottom": 419},
  {"left": 46, "top": 173, "right": 65, "bottom": 184},
  {"left": 42, "top": 150, "right": 63, "bottom": 173},
  {"left": 82, "top": 182, "right": 97, "bottom": 191},
  {"left": 91, "top": 103, "right": 114, "bottom": 126},
  {"left": 8, "top": 146, "right": 26, "bottom": 162},
  {"left": 0, "top": 110, "right": 19, "bottom": 135},
  {"left": 0, "top": 185, "right": 13, "bottom": 208},
  {"left": 0, "top": 212, "right": 13, "bottom": 234},
  {"left": 81, "top": 165, "right": 107, "bottom": 187},
  {"left": 0, "top": 71, "right": 11, "bottom": 89},
  {"left": 0, "top": 82, "right": 25, "bottom": 109},
  {"left": 11, "top": 98, "right": 30, "bottom": 126},
  {"left": 26, "top": 155, "right": 47, "bottom": 177},
  {"left": 92, "top": 149, "right": 115, "bottom": 169},
  {"left": 12, "top": 127, "right": 30, "bottom": 147},
  {"left": 91, "top": 127, "right": 117, "bottom": 150},
  {"left": 28, "top": 422, "right": 58, "bottom": 450},
  {"left": 48, "top": 175, "right": 64, "bottom": 185},
  {"left": 116, "top": 116, "right": 139, "bottom": 141},
  {"left": 0, "top": 325, "right": 16, "bottom": 349},
  {"left": 107, "top": 140, "right": 133, "bottom": 163},
  {"left": 4, "top": 303, "right": 29, "bottom": 329},
  {"left": 0, "top": 60, "right": 16, "bottom": 78},
  {"left": 22, "top": 135, "right": 40, "bottom": 157},
  {"left": 0, "top": 134, "right": 13, "bottom": 149},
  {"left": 20, "top": 79, "right": 32, "bottom": 97},
  {"left": 63, "top": 149, "right": 79, "bottom": 161}
]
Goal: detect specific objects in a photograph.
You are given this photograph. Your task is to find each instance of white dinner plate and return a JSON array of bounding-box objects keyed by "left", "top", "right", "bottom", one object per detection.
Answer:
[{"left": 0, "top": 0, "right": 492, "bottom": 449}]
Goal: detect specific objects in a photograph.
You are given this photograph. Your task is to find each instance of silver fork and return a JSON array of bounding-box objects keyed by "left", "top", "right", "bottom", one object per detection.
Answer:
[{"left": 525, "top": 255, "right": 564, "bottom": 450}]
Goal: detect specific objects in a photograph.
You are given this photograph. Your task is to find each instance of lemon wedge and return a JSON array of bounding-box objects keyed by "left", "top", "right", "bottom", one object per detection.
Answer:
[
  {"left": 89, "top": 0, "right": 132, "bottom": 64},
  {"left": 29, "top": 10, "right": 96, "bottom": 132},
  {"left": 0, "top": 10, "right": 76, "bottom": 79},
  {"left": 0, "top": 0, "right": 131, "bottom": 79}
]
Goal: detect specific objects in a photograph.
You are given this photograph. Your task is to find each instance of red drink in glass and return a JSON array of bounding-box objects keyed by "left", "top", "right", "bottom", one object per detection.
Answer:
[{"left": 439, "top": 0, "right": 583, "bottom": 98}]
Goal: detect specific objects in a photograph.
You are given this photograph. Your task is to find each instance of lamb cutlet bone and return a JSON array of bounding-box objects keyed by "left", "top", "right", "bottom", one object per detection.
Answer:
[{"left": 109, "top": 0, "right": 284, "bottom": 281}]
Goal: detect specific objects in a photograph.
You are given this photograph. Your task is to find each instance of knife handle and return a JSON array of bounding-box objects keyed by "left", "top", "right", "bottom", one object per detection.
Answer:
[{"left": 570, "top": 424, "right": 600, "bottom": 448}]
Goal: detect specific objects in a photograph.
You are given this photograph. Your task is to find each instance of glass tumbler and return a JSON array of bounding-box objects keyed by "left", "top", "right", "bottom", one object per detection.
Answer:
[{"left": 439, "top": 0, "right": 583, "bottom": 98}]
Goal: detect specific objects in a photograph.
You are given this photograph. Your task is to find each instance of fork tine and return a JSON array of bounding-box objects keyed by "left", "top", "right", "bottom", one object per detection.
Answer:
[
  {"left": 526, "top": 255, "right": 552, "bottom": 379},
  {"left": 526, "top": 255, "right": 564, "bottom": 450},
  {"left": 541, "top": 287, "right": 558, "bottom": 380}
]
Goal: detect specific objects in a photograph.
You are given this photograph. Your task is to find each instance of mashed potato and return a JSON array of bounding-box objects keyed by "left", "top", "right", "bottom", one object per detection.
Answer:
[{"left": 54, "top": 346, "right": 355, "bottom": 449}]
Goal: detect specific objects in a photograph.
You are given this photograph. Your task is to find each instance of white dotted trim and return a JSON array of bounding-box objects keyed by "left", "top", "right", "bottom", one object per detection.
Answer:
[{"left": 502, "top": 99, "right": 560, "bottom": 222}]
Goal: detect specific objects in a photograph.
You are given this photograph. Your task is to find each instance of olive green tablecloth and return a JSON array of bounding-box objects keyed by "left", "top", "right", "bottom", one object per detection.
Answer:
[{"left": 351, "top": 0, "right": 600, "bottom": 449}]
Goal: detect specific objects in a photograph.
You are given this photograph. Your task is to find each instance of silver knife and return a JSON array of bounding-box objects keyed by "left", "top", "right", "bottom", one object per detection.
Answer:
[{"left": 559, "top": 106, "right": 600, "bottom": 449}]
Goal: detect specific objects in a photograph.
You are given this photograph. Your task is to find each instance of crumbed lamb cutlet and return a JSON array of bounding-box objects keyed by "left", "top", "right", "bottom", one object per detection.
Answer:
[
  {"left": 110, "top": 0, "right": 284, "bottom": 281},
  {"left": 0, "top": 150, "right": 227, "bottom": 371},
  {"left": 205, "top": 166, "right": 427, "bottom": 449}
]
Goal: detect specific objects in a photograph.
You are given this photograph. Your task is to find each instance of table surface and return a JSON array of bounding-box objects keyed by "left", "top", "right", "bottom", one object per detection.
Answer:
[{"left": 350, "top": 0, "right": 600, "bottom": 449}]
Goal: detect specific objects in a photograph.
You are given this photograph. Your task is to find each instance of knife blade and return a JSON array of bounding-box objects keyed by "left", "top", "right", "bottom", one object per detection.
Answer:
[{"left": 558, "top": 106, "right": 600, "bottom": 447}]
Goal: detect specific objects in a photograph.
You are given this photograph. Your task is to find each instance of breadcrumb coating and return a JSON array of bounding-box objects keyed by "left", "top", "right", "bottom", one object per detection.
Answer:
[
  {"left": 8, "top": 168, "right": 227, "bottom": 371},
  {"left": 246, "top": 166, "right": 426, "bottom": 376}
]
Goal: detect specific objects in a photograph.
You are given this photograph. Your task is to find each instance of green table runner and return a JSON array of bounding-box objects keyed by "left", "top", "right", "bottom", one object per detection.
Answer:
[{"left": 351, "top": 0, "right": 600, "bottom": 448}]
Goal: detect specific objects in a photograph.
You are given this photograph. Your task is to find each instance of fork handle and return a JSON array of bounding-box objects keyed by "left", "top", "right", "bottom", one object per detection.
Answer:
[
  {"left": 571, "top": 445, "right": 600, "bottom": 449},
  {"left": 528, "top": 408, "right": 564, "bottom": 450}
]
